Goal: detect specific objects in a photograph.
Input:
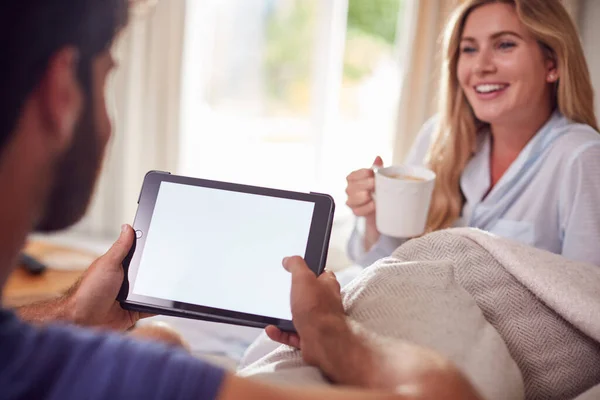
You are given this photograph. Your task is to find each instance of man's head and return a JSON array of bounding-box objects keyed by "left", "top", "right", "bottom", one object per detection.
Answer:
[{"left": 0, "top": 0, "right": 128, "bottom": 232}]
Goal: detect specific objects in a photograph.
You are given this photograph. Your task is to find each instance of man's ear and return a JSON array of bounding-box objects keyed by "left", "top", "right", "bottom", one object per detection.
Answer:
[{"left": 37, "top": 47, "right": 83, "bottom": 151}]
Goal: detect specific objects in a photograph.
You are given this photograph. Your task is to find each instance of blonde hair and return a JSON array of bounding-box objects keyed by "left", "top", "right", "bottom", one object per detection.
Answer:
[{"left": 425, "top": 0, "right": 598, "bottom": 232}]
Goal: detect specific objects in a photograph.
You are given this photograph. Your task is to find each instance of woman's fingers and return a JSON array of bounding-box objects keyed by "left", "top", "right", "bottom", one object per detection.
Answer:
[{"left": 352, "top": 201, "right": 376, "bottom": 217}]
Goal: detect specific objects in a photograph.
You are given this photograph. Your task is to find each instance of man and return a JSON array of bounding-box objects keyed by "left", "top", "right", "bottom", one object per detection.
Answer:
[{"left": 0, "top": 0, "right": 481, "bottom": 398}]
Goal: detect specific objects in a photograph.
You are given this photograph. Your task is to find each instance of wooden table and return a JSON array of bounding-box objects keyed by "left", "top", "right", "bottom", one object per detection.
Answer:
[{"left": 3, "top": 242, "right": 91, "bottom": 307}]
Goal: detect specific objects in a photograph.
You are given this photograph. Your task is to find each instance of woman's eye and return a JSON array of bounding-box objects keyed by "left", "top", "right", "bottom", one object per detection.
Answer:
[
  {"left": 498, "top": 41, "right": 516, "bottom": 50},
  {"left": 461, "top": 46, "right": 476, "bottom": 54}
]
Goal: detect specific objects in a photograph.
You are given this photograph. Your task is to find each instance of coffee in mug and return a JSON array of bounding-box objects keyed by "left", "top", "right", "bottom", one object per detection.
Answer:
[{"left": 382, "top": 173, "right": 425, "bottom": 182}]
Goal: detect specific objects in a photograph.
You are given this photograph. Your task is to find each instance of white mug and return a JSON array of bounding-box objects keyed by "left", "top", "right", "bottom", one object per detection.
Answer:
[{"left": 374, "top": 165, "right": 436, "bottom": 238}]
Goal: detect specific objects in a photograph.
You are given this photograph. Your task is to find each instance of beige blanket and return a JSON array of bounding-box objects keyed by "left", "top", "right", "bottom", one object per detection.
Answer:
[{"left": 238, "top": 228, "right": 600, "bottom": 400}]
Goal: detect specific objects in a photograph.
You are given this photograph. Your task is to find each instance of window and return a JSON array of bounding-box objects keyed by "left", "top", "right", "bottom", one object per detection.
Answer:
[{"left": 179, "top": 0, "right": 405, "bottom": 222}]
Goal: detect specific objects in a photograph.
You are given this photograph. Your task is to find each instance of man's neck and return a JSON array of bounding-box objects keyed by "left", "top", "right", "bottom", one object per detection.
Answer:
[{"left": 0, "top": 138, "right": 47, "bottom": 290}]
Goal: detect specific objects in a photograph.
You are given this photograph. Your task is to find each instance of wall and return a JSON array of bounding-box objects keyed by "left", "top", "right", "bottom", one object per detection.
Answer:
[{"left": 579, "top": 0, "right": 600, "bottom": 123}]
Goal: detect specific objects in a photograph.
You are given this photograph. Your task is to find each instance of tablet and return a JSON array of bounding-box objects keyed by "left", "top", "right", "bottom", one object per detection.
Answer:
[{"left": 118, "top": 171, "right": 335, "bottom": 331}]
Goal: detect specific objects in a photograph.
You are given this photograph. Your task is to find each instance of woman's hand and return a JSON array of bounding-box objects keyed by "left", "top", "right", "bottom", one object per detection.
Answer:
[{"left": 345, "top": 156, "right": 383, "bottom": 250}]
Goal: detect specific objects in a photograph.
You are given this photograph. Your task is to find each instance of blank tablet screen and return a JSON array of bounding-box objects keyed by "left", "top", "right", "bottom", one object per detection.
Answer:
[{"left": 131, "top": 181, "right": 315, "bottom": 320}]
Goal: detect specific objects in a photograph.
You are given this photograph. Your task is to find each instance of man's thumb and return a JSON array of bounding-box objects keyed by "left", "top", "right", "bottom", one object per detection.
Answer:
[
  {"left": 283, "top": 256, "right": 315, "bottom": 279},
  {"left": 104, "top": 224, "right": 135, "bottom": 264},
  {"left": 373, "top": 156, "right": 383, "bottom": 168}
]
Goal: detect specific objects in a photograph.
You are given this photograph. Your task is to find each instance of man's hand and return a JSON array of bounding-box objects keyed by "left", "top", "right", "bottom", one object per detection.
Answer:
[
  {"left": 66, "top": 224, "right": 150, "bottom": 330},
  {"left": 265, "top": 256, "right": 356, "bottom": 370}
]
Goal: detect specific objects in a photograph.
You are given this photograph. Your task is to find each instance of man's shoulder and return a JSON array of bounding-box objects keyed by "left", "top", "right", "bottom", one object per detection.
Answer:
[{"left": 0, "top": 310, "right": 225, "bottom": 400}]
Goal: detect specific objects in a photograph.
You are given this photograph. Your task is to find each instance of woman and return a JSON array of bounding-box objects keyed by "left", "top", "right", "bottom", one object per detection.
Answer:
[{"left": 346, "top": 0, "right": 600, "bottom": 268}]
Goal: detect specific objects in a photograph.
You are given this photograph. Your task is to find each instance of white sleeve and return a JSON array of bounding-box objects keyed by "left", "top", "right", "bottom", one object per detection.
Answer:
[
  {"left": 346, "top": 116, "right": 438, "bottom": 266},
  {"left": 559, "top": 142, "right": 600, "bottom": 266},
  {"left": 346, "top": 219, "right": 407, "bottom": 267}
]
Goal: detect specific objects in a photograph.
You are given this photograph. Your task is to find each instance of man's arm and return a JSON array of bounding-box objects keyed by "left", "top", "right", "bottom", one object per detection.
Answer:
[
  {"left": 17, "top": 225, "right": 147, "bottom": 330},
  {"left": 217, "top": 373, "right": 417, "bottom": 400},
  {"left": 213, "top": 323, "right": 480, "bottom": 400},
  {"left": 16, "top": 293, "right": 72, "bottom": 324},
  {"left": 274, "top": 320, "right": 480, "bottom": 398},
  {"left": 261, "top": 256, "right": 482, "bottom": 399}
]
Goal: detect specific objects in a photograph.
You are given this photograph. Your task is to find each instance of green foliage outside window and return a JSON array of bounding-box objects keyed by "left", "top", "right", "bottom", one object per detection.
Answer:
[{"left": 264, "top": 0, "right": 403, "bottom": 113}]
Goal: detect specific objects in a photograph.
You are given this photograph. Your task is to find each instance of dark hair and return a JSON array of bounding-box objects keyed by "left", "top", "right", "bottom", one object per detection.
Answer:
[{"left": 0, "top": 0, "right": 128, "bottom": 152}]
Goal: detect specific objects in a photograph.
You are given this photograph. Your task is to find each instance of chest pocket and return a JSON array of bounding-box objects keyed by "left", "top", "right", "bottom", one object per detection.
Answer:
[{"left": 488, "top": 219, "right": 535, "bottom": 246}]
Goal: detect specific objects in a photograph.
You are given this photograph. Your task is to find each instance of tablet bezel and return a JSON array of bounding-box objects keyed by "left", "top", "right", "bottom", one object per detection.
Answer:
[{"left": 118, "top": 171, "right": 335, "bottom": 331}]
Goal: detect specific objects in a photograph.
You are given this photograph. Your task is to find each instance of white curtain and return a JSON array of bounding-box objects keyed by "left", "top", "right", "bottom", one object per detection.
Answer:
[
  {"left": 67, "top": 0, "right": 187, "bottom": 241},
  {"left": 392, "top": 0, "right": 460, "bottom": 164},
  {"left": 579, "top": 0, "right": 600, "bottom": 122}
]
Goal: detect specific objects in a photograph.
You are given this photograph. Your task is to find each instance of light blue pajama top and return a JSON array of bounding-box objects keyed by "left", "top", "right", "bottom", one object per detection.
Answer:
[{"left": 348, "top": 111, "right": 600, "bottom": 267}]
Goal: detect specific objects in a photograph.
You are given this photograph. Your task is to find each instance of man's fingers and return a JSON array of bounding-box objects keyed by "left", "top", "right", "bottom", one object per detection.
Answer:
[
  {"left": 320, "top": 271, "right": 341, "bottom": 292},
  {"left": 128, "top": 311, "right": 156, "bottom": 327},
  {"left": 265, "top": 325, "right": 282, "bottom": 342},
  {"left": 322, "top": 270, "right": 337, "bottom": 281},
  {"left": 129, "top": 322, "right": 189, "bottom": 349},
  {"left": 103, "top": 224, "right": 135, "bottom": 265},
  {"left": 283, "top": 256, "right": 315, "bottom": 278},
  {"left": 287, "top": 332, "right": 301, "bottom": 348},
  {"left": 284, "top": 257, "right": 318, "bottom": 303},
  {"left": 139, "top": 312, "right": 156, "bottom": 320},
  {"left": 265, "top": 325, "right": 301, "bottom": 349}
]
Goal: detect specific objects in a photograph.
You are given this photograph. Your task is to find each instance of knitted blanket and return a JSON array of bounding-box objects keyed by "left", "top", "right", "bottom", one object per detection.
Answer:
[{"left": 237, "top": 228, "right": 600, "bottom": 400}]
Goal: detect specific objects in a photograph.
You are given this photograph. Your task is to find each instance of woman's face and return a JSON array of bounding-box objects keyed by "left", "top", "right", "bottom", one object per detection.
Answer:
[{"left": 456, "top": 2, "right": 557, "bottom": 126}]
